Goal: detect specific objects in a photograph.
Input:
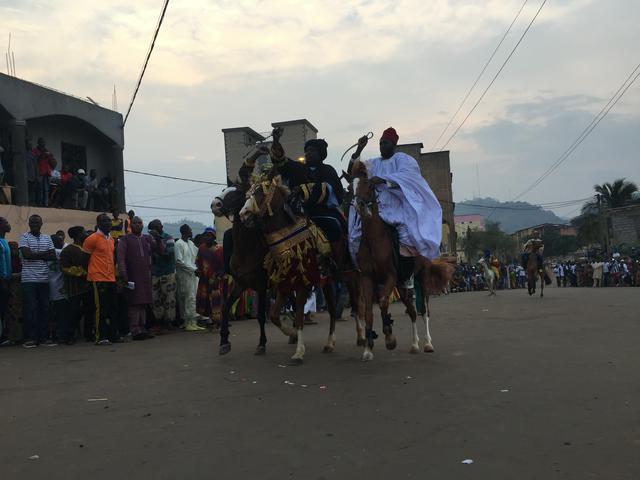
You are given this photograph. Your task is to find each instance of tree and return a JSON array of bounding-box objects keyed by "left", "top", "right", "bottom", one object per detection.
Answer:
[
  {"left": 582, "top": 178, "right": 639, "bottom": 212},
  {"left": 461, "top": 222, "right": 517, "bottom": 262},
  {"left": 574, "top": 178, "right": 639, "bottom": 247}
]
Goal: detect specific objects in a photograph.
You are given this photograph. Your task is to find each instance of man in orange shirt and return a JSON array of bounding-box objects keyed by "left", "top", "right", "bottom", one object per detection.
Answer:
[{"left": 83, "top": 213, "right": 121, "bottom": 345}]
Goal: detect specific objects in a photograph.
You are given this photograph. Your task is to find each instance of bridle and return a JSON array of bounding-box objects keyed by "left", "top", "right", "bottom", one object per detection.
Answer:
[
  {"left": 248, "top": 178, "right": 278, "bottom": 219},
  {"left": 353, "top": 176, "right": 378, "bottom": 216}
]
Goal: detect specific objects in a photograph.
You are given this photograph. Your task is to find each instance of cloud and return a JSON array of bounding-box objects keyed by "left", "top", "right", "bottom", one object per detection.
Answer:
[{"left": 2, "top": 0, "right": 638, "bottom": 221}]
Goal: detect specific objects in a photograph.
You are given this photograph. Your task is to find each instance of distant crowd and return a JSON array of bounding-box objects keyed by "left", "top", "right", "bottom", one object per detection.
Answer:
[{"left": 448, "top": 257, "right": 640, "bottom": 293}]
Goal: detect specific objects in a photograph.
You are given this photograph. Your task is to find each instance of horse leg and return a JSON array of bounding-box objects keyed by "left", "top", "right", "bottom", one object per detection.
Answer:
[
  {"left": 399, "top": 286, "right": 419, "bottom": 354},
  {"left": 540, "top": 273, "right": 544, "bottom": 298},
  {"left": 346, "top": 276, "right": 365, "bottom": 346},
  {"left": 254, "top": 289, "right": 267, "bottom": 355},
  {"left": 322, "top": 283, "right": 337, "bottom": 353},
  {"left": 218, "top": 283, "right": 240, "bottom": 355},
  {"left": 289, "top": 288, "right": 308, "bottom": 365},
  {"left": 416, "top": 271, "right": 434, "bottom": 353},
  {"left": 269, "top": 292, "right": 297, "bottom": 338},
  {"left": 360, "top": 275, "right": 375, "bottom": 362},
  {"left": 379, "top": 275, "right": 397, "bottom": 351}
]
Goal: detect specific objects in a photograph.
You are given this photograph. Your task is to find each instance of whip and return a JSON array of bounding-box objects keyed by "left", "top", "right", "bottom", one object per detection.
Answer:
[{"left": 340, "top": 132, "right": 374, "bottom": 163}]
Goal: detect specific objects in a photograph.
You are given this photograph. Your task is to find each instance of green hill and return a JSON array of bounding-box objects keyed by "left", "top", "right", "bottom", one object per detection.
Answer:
[{"left": 456, "top": 197, "right": 566, "bottom": 234}]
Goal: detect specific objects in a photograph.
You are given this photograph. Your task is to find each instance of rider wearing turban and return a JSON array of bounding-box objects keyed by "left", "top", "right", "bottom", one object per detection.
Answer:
[{"left": 348, "top": 127, "right": 442, "bottom": 280}]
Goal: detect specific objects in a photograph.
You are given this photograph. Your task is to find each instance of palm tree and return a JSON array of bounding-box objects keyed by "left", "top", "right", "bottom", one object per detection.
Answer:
[
  {"left": 594, "top": 178, "right": 638, "bottom": 208},
  {"left": 580, "top": 178, "right": 638, "bottom": 216}
]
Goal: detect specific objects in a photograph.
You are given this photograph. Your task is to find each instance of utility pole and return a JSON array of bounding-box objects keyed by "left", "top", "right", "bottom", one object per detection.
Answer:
[{"left": 597, "top": 194, "right": 610, "bottom": 256}]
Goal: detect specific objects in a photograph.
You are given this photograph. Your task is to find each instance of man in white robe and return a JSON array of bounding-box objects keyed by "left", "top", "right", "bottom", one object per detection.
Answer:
[
  {"left": 348, "top": 127, "right": 442, "bottom": 267},
  {"left": 175, "top": 224, "right": 205, "bottom": 331}
]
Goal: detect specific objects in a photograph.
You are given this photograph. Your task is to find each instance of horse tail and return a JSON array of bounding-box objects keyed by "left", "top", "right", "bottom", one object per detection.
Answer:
[{"left": 418, "top": 258, "right": 453, "bottom": 293}]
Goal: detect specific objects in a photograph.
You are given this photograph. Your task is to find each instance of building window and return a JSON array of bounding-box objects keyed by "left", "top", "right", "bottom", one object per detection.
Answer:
[{"left": 61, "top": 142, "right": 87, "bottom": 173}]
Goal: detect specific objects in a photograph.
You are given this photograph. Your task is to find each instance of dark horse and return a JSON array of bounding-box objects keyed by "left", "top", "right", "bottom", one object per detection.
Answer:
[
  {"left": 211, "top": 181, "right": 271, "bottom": 355},
  {"left": 526, "top": 246, "right": 545, "bottom": 298},
  {"left": 240, "top": 174, "right": 347, "bottom": 364}
]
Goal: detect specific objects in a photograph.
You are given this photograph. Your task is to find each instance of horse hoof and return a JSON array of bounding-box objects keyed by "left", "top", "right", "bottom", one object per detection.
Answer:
[
  {"left": 288, "top": 357, "right": 304, "bottom": 366},
  {"left": 254, "top": 345, "right": 266, "bottom": 356},
  {"left": 357, "top": 338, "right": 366, "bottom": 347},
  {"left": 409, "top": 345, "right": 420, "bottom": 354},
  {"left": 385, "top": 337, "right": 397, "bottom": 350},
  {"left": 362, "top": 351, "right": 374, "bottom": 362},
  {"left": 288, "top": 335, "right": 297, "bottom": 344},
  {"left": 322, "top": 345, "right": 334, "bottom": 354},
  {"left": 424, "top": 343, "right": 435, "bottom": 353},
  {"left": 219, "top": 343, "right": 231, "bottom": 355}
]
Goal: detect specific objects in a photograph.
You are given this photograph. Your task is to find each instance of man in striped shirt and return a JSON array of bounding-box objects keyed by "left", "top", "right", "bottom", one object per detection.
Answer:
[{"left": 19, "top": 215, "right": 56, "bottom": 348}]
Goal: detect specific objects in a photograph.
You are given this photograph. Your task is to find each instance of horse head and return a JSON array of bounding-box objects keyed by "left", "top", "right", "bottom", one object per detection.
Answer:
[
  {"left": 211, "top": 177, "right": 252, "bottom": 219},
  {"left": 351, "top": 160, "right": 376, "bottom": 218},
  {"left": 239, "top": 174, "right": 291, "bottom": 230}
]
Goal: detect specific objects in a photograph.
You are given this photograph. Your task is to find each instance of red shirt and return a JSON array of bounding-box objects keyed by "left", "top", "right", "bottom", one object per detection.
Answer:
[{"left": 33, "top": 148, "right": 53, "bottom": 177}]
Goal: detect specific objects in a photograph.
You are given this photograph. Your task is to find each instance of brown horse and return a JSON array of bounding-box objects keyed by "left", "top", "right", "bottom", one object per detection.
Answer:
[
  {"left": 526, "top": 246, "right": 545, "bottom": 297},
  {"left": 211, "top": 181, "right": 272, "bottom": 355},
  {"left": 351, "top": 160, "right": 452, "bottom": 362},
  {"left": 239, "top": 175, "right": 341, "bottom": 365}
]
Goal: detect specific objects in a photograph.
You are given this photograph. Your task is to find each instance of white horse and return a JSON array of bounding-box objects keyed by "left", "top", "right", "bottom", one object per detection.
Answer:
[{"left": 478, "top": 257, "right": 497, "bottom": 296}]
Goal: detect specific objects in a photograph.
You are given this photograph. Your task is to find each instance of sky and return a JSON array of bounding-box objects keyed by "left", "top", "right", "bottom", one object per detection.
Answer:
[{"left": 2, "top": 0, "right": 639, "bottom": 223}]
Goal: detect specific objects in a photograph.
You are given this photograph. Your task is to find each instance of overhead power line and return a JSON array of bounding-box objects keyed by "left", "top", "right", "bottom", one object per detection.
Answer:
[
  {"left": 440, "top": 0, "right": 547, "bottom": 150},
  {"left": 124, "top": 169, "right": 227, "bottom": 186},
  {"left": 431, "top": 0, "right": 529, "bottom": 150},
  {"left": 123, "top": 0, "right": 170, "bottom": 126},
  {"left": 127, "top": 204, "right": 212, "bottom": 214},
  {"left": 512, "top": 61, "right": 640, "bottom": 201}
]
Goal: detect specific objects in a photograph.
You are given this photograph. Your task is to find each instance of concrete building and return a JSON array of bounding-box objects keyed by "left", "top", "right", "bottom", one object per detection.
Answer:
[
  {"left": 222, "top": 119, "right": 317, "bottom": 183},
  {"left": 511, "top": 223, "right": 578, "bottom": 246},
  {"left": 455, "top": 214, "right": 485, "bottom": 261},
  {"left": 0, "top": 72, "right": 125, "bottom": 238},
  {"left": 607, "top": 204, "right": 640, "bottom": 251},
  {"left": 218, "top": 119, "right": 317, "bottom": 233},
  {"left": 396, "top": 144, "right": 456, "bottom": 255}
]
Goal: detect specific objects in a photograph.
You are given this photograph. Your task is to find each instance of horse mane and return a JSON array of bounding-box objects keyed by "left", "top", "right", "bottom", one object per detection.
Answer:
[
  {"left": 351, "top": 159, "right": 368, "bottom": 178},
  {"left": 271, "top": 175, "right": 291, "bottom": 198}
]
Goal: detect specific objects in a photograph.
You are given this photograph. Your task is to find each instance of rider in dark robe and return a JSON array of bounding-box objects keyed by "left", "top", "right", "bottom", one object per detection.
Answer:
[{"left": 292, "top": 138, "right": 345, "bottom": 243}]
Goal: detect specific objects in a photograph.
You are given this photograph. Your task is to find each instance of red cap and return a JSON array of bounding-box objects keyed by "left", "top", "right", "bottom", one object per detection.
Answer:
[{"left": 381, "top": 127, "right": 399, "bottom": 145}]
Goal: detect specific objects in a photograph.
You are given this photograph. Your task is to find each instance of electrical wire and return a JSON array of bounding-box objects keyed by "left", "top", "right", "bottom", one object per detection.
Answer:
[
  {"left": 431, "top": 0, "right": 528, "bottom": 151},
  {"left": 124, "top": 169, "right": 227, "bottom": 186},
  {"left": 127, "top": 204, "right": 212, "bottom": 214},
  {"left": 440, "top": 0, "right": 547, "bottom": 150},
  {"left": 512, "top": 62, "right": 640, "bottom": 201},
  {"left": 123, "top": 0, "right": 170, "bottom": 126}
]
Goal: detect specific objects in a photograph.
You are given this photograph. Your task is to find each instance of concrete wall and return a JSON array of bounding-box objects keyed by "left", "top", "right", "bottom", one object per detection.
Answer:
[
  {"left": 419, "top": 151, "right": 456, "bottom": 254},
  {"left": 609, "top": 205, "right": 640, "bottom": 246},
  {"left": 0, "top": 73, "right": 123, "bottom": 147},
  {"left": 0, "top": 73, "right": 125, "bottom": 210},
  {"left": 222, "top": 127, "right": 264, "bottom": 182},
  {"left": 271, "top": 119, "right": 318, "bottom": 163},
  {"left": 0, "top": 205, "right": 124, "bottom": 242}
]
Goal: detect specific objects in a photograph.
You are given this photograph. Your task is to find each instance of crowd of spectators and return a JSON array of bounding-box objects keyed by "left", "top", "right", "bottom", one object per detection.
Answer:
[
  {"left": 0, "top": 212, "right": 226, "bottom": 348},
  {"left": 0, "top": 136, "right": 117, "bottom": 211},
  {"left": 447, "top": 256, "right": 640, "bottom": 293}
]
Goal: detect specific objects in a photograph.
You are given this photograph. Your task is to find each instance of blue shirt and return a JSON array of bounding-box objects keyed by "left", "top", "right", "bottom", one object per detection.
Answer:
[{"left": 0, "top": 238, "right": 11, "bottom": 280}]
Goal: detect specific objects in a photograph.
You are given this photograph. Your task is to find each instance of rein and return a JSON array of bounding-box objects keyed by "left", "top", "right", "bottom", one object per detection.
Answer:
[{"left": 250, "top": 178, "right": 278, "bottom": 218}]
